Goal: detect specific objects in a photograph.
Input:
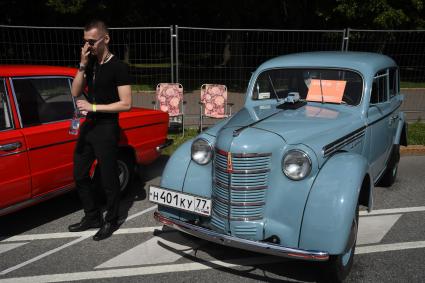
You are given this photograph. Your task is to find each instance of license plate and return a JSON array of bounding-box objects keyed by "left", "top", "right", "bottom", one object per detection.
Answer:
[{"left": 149, "top": 186, "right": 211, "bottom": 216}]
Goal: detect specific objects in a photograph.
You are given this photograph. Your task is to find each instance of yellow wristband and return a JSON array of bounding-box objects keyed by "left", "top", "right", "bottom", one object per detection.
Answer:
[{"left": 92, "top": 103, "right": 97, "bottom": 112}]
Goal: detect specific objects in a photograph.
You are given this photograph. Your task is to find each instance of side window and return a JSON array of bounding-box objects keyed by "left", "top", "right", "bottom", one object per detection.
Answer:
[
  {"left": 253, "top": 72, "right": 273, "bottom": 100},
  {"left": 0, "top": 79, "right": 13, "bottom": 130},
  {"left": 389, "top": 68, "right": 398, "bottom": 98},
  {"left": 12, "top": 77, "right": 74, "bottom": 127},
  {"left": 370, "top": 71, "right": 388, "bottom": 104}
]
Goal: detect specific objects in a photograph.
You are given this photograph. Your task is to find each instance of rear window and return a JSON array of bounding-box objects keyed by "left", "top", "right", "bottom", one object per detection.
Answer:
[{"left": 12, "top": 77, "right": 74, "bottom": 127}]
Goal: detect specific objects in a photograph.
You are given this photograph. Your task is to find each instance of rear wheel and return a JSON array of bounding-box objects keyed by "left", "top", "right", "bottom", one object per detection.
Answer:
[
  {"left": 378, "top": 145, "right": 400, "bottom": 187},
  {"left": 323, "top": 203, "right": 359, "bottom": 282},
  {"left": 91, "top": 152, "right": 135, "bottom": 195},
  {"left": 117, "top": 153, "right": 135, "bottom": 194}
]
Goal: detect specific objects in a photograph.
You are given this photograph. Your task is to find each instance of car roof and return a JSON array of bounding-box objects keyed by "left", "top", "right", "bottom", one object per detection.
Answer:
[
  {"left": 0, "top": 65, "right": 76, "bottom": 77},
  {"left": 257, "top": 51, "right": 397, "bottom": 75}
]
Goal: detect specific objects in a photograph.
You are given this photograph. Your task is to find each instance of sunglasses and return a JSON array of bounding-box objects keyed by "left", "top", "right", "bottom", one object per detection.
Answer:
[{"left": 83, "top": 37, "right": 104, "bottom": 46}]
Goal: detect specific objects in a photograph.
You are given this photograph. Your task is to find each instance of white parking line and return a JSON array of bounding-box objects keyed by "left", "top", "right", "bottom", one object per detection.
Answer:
[
  {"left": 124, "top": 205, "right": 157, "bottom": 221},
  {"left": 0, "top": 206, "right": 159, "bottom": 275},
  {"left": 1, "top": 205, "right": 424, "bottom": 277},
  {"left": 360, "top": 206, "right": 425, "bottom": 216},
  {"left": 0, "top": 242, "right": 28, "bottom": 255},
  {"left": 1, "top": 240, "right": 425, "bottom": 283},
  {"left": 0, "top": 256, "right": 283, "bottom": 283},
  {"left": 2, "top": 227, "right": 162, "bottom": 242},
  {"left": 356, "top": 240, "right": 425, "bottom": 254},
  {"left": 0, "top": 236, "right": 90, "bottom": 276}
]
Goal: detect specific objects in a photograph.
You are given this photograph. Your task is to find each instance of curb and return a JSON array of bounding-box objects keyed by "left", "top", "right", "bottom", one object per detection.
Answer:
[{"left": 400, "top": 145, "right": 425, "bottom": 156}]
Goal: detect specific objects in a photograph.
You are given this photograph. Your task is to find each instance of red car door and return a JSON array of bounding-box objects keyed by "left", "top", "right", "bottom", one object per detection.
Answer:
[
  {"left": 11, "top": 76, "right": 76, "bottom": 196},
  {"left": 0, "top": 78, "right": 31, "bottom": 209}
]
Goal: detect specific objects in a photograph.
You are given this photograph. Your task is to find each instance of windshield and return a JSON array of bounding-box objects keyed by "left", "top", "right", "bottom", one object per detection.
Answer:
[{"left": 253, "top": 68, "right": 363, "bottom": 106}]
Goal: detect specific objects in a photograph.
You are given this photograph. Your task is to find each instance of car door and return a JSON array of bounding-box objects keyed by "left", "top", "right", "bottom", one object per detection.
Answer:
[
  {"left": 388, "top": 67, "right": 402, "bottom": 143},
  {"left": 11, "top": 76, "right": 76, "bottom": 197},
  {"left": 0, "top": 78, "right": 31, "bottom": 209},
  {"left": 367, "top": 69, "right": 393, "bottom": 180}
]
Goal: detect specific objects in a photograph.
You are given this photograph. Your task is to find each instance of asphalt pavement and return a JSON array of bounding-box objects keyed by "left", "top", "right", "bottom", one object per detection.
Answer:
[{"left": 0, "top": 155, "right": 424, "bottom": 283}]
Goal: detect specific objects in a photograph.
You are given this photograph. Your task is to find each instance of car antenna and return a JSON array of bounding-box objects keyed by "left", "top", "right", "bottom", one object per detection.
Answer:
[
  {"left": 268, "top": 74, "right": 280, "bottom": 103},
  {"left": 319, "top": 72, "right": 324, "bottom": 104}
]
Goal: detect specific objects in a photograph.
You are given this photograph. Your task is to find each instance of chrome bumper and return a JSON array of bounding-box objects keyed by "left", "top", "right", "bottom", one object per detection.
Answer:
[
  {"left": 154, "top": 211, "right": 329, "bottom": 261},
  {"left": 156, "top": 139, "right": 174, "bottom": 152}
]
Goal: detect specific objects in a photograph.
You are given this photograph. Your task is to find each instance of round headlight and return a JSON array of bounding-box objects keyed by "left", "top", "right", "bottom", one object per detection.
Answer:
[
  {"left": 282, "top": 150, "right": 311, "bottom": 180},
  {"left": 191, "top": 138, "right": 213, "bottom": 165}
]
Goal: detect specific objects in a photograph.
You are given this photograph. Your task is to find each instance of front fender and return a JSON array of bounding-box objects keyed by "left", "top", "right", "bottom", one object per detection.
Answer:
[
  {"left": 299, "top": 152, "right": 368, "bottom": 254},
  {"left": 160, "top": 139, "right": 194, "bottom": 191}
]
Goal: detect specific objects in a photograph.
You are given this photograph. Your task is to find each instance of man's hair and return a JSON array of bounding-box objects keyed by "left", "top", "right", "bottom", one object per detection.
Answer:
[{"left": 84, "top": 20, "right": 109, "bottom": 34}]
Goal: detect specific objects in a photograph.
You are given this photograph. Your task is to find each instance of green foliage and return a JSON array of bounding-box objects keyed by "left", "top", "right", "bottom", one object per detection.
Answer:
[
  {"left": 400, "top": 81, "right": 425, "bottom": 88},
  {"left": 317, "top": 0, "right": 425, "bottom": 29},
  {"left": 162, "top": 128, "right": 198, "bottom": 156},
  {"left": 408, "top": 121, "right": 425, "bottom": 145},
  {"left": 46, "top": 0, "right": 86, "bottom": 14}
]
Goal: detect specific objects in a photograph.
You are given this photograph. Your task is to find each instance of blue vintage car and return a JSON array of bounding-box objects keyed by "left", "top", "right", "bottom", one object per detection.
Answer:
[{"left": 149, "top": 52, "right": 408, "bottom": 282}]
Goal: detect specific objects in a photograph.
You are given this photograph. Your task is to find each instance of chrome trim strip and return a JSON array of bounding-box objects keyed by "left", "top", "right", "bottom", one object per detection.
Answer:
[
  {"left": 215, "top": 149, "right": 272, "bottom": 158},
  {"left": 323, "top": 133, "right": 365, "bottom": 157},
  {"left": 213, "top": 196, "right": 265, "bottom": 207},
  {"left": 154, "top": 211, "right": 329, "bottom": 261},
  {"left": 214, "top": 179, "right": 267, "bottom": 191},
  {"left": 215, "top": 165, "right": 270, "bottom": 174},
  {"left": 0, "top": 149, "right": 27, "bottom": 157},
  {"left": 0, "top": 184, "right": 74, "bottom": 217},
  {"left": 323, "top": 128, "right": 366, "bottom": 157},
  {"left": 156, "top": 138, "right": 174, "bottom": 152},
  {"left": 212, "top": 210, "right": 262, "bottom": 221}
]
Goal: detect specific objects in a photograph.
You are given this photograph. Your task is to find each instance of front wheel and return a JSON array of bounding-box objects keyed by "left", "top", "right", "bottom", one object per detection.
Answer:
[{"left": 323, "top": 203, "right": 359, "bottom": 282}]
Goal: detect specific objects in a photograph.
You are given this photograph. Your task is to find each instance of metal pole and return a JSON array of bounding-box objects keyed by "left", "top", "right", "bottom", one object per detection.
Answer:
[
  {"left": 175, "top": 25, "right": 179, "bottom": 84},
  {"left": 170, "top": 25, "right": 174, "bottom": 83},
  {"left": 345, "top": 28, "right": 350, "bottom": 51}
]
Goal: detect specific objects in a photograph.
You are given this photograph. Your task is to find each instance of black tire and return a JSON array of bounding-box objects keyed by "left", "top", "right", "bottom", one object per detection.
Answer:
[
  {"left": 378, "top": 145, "right": 400, "bottom": 187},
  {"left": 117, "top": 153, "right": 135, "bottom": 194},
  {"left": 91, "top": 153, "right": 135, "bottom": 195},
  {"left": 323, "top": 203, "right": 359, "bottom": 283}
]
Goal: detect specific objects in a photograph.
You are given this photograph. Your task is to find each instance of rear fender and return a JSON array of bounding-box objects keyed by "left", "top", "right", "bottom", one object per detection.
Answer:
[
  {"left": 395, "top": 112, "right": 407, "bottom": 146},
  {"left": 299, "top": 152, "right": 369, "bottom": 254}
]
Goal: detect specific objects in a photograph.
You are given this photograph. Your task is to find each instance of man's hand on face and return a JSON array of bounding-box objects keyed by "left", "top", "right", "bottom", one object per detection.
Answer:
[{"left": 81, "top": 42, "right": 90, "bottom": 66}]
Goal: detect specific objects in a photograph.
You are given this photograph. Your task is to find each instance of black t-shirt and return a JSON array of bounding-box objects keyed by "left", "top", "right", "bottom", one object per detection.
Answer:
[{"left": 85, "top": 56, "right": 131, "bottom": 121}]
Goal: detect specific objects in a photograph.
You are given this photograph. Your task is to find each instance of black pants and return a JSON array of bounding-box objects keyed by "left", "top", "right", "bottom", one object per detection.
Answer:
[{"left": 73, "top": 119, "right": 120, "bottom": 223}]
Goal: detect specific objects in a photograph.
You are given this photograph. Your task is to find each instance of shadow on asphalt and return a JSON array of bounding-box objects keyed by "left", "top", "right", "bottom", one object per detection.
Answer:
[
  {"left": 153, "top": 228, "right": 328, "bottom": 282},
  {"left": 0, "top": 154, "right": 170, "bottom": 240}
]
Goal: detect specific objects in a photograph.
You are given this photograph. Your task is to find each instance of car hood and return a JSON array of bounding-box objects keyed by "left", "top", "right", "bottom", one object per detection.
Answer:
[{"left": 219, "top": 103, "right": 363, "bottom": 149}]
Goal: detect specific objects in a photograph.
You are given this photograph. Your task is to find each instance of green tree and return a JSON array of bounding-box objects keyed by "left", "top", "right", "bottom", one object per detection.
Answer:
[{"left": 316, "top": 0, "right": 425, "bottom": 29}]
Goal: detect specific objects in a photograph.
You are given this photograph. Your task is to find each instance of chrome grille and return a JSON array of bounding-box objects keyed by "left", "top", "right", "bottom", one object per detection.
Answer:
[{"left": 211, "top": 149, "right": 271, "bottom": 222}]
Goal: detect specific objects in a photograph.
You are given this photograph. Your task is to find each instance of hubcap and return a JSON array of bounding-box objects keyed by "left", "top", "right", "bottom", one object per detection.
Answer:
[
  {"left": 342, "top": 247, "right": 352, "bottom": 266},
  {"left": 392, "top": 164, "right": 398, "bottom": 177},
  {"left": 118, "top": 160, "right": 129, "bottom": 191},
  {"left": 342, "top": 213, "right": 358, "bottom": 266}
]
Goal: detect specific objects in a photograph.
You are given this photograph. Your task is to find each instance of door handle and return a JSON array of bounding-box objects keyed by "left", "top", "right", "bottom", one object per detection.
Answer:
[
  {"left": 389, "top": 115, "right": 398, "bottom": 125},
  {"left": 0, "top": 142, "right": 22, "bottom": 151}
]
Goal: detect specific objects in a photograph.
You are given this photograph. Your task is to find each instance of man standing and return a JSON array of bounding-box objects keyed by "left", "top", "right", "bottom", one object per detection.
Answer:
[{"left": 68, "top": 20, "right": 132, "bottom": 241}]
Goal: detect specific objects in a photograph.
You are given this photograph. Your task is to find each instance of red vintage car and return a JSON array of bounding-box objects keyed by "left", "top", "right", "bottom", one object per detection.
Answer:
[{"left": 0, "top": 65, "right": 170, "bottom": 216}]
